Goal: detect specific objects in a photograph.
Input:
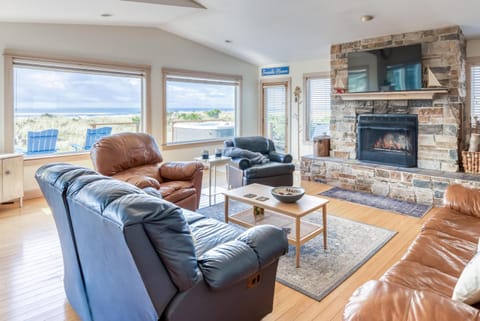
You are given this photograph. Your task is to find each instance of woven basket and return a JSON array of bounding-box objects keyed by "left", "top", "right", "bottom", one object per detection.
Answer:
[{"left": 462, "top": 151, "right": 480, "bottom": 174}]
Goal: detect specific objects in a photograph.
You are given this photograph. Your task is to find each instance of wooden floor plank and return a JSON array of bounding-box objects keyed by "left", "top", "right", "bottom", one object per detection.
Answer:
[{"left": 0, "top": 175, "right": 435, "bottom": 321}]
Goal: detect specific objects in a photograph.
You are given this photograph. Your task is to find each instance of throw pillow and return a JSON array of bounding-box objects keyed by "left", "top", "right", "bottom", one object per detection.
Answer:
[{"left": 452, "top": 252, "right": 480, "bottom": 304}]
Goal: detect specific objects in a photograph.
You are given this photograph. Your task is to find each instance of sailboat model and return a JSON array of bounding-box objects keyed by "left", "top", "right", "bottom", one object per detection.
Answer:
[{"left": 426, "top": 67, "right": 442, "bottom": 88}]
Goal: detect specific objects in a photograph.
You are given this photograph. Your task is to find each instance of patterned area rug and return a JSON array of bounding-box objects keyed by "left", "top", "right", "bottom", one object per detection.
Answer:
[
  {"left": 319, "top": 187, "right": 431, "bottom": 218},
  {"left": 197, "top": 201, "right": 396, "bottom": 301}
]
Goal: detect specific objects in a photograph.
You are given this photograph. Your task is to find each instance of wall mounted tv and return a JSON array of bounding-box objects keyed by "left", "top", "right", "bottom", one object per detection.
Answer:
[{"left": 347, "top": 44, "right": 422, "bottom": 92}]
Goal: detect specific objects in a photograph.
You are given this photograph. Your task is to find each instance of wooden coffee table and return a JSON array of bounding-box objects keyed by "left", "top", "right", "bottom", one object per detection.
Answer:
[{"left": 223, "top": 183, "right": 329, "bottom": 268}]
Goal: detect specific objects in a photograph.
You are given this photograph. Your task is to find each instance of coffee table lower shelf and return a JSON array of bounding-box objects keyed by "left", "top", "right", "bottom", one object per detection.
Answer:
[{"left": 229, "top": 209, "right": 324, "bottom": 266}]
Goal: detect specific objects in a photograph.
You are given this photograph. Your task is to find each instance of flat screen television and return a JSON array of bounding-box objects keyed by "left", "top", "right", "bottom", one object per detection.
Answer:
[{"left": 347, "top": 44, "right": 422, "bottom": 92}]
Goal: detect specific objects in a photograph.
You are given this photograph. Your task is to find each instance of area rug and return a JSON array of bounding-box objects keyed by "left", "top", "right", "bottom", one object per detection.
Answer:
[
  {"left": 319, "top": 187, "right": 431, "bottom": 218},
  {"left": 197, "top": 201, "right": 396, "bottom": 301}
]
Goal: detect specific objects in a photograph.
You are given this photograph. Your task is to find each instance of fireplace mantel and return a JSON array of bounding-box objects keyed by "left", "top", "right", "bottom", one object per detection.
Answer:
[{"left": 336, "top": 89, "right": 448, "bottom": 101}]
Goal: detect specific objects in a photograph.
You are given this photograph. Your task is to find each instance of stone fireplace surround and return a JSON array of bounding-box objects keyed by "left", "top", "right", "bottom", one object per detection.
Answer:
[{"left": 301, "top": 26, "right": 480, "bottom": 206}]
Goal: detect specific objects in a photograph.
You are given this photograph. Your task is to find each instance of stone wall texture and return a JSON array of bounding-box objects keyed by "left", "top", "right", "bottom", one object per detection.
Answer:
[
  {"left": 330, "top": 26, "right": 466, "bottom": 172},
  {"left": 302, "top": 156, "right": 480, "bottom": 206}
]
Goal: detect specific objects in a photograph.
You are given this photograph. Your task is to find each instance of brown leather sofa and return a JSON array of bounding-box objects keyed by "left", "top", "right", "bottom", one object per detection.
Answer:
[
  {"left": 90, "top": 132, "right": 203, "bottom": 210},
  {"left": 344, "top": 184, "right": 480, "bottom": 321}
]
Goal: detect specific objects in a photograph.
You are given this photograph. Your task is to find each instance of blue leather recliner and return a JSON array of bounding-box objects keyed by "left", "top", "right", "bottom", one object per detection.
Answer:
[{"left": 35, "top": 163, "right": 288, "bottom": 321}]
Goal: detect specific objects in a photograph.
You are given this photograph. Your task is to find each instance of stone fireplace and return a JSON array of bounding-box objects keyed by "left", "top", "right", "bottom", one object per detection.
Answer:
[
  {"left": 300, "top": 26, "right": 480, "bottom": 206},
  {"left": 330, "top": 26, "right": 466, "bottom": 172},
  {"left": 357, "top": 114, "right": 418, "bottom": 167}
]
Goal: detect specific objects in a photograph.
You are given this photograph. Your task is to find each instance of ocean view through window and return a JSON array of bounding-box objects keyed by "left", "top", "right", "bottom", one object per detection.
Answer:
[
  {"left": 163, "top": 69, "right": 240, "bottom": 145},
  {"left": 10, "top": 56, "right": 147, "bottom": 156}
]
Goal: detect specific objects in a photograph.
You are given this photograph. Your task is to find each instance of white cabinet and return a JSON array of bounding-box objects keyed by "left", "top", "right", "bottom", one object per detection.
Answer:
[{"left": 0, "top": 154, "right": 24, "bottom": 207}]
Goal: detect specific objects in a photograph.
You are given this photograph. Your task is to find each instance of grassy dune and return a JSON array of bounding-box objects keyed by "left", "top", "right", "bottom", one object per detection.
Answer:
[{"left": 15, "top": 114, "right": 139, "bottom": 153}]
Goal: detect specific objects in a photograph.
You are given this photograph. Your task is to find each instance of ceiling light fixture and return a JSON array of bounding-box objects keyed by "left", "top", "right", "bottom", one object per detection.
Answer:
[
  {"left": 360, "top": 15, "right": 374, "bottom": 22},
  {"left": 101, "top": 13, "right": 113, "bottom": 17},
  {"left": 225, "top": 40, "right": 232, "bottom": 44}
]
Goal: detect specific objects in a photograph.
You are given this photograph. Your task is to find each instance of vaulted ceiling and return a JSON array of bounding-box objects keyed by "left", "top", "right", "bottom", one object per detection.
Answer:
[{"left": 1, "top": 0, "right": 479, "bottom": 65}]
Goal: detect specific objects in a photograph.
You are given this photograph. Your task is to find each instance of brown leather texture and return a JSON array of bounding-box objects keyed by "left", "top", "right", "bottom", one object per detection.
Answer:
[
  {"left": 344, "top": 184, "right": 480, "bottom": 321},
  {"left": 445, "top": 184, "right": 480, "bottom": 218},
  {"left": 344, "top": 280, "right": 480, "bottom": 321},
  {"left": 91, "top": 132, "right": 163, "bottom": 176},
  {"left": 90, "top": 132, "right": 204, "bottom": 210}
]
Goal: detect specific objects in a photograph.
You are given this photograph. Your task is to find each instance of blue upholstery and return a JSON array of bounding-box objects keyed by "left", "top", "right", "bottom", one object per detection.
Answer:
[
  {"left": 36, "top": 163, "right": 288, "bottom": 321},
  {"left": 27, "top": 129, "right": 58, "bottom": 155},
  {"left": 224, "top": 136, "right": 295, "bottom": 188},
  {"left": 84, "top": 127, "right": 112, "bottom": 150}
]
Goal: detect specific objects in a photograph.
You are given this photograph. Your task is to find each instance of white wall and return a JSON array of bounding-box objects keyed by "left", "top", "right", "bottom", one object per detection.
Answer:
[
  {"left": 259, "top": 58, "right": 330, "bottom": 161},
  {"left": 0, "top": 22, "right": 259, "bottom": 196},
  {"left": 468, "top": 39, "right": 480, "bottom": 57}
]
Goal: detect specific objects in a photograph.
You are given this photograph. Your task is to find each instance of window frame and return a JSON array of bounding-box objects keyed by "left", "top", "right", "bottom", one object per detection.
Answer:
[
  {"left": 468, "top": 57, "right": 480, "bottom": 131},
  {"left": 303, "top": 72, "right": 331, "bottom": 142},
  {"left": 161, "top": 68, "right": 242, "bottom": 149},
  {"left": 3, "top": 49, "right": 151, "bottom": 158}
]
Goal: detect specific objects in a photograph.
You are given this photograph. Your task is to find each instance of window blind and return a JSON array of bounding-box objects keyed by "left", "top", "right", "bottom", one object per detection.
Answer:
[
  {"left": 471, "top": 65, "right": 480, "bottom": 122},
  {"left": 263, "top": 84, "right": 286, "bottom": 114},
  {"left": 306, "top": 77, "right": 331, "bottom": 139}
]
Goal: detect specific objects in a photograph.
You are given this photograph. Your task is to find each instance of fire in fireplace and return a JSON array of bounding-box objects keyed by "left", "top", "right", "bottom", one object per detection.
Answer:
[{"left": 357, "top": 114, "right": 418, "bottom": 167}]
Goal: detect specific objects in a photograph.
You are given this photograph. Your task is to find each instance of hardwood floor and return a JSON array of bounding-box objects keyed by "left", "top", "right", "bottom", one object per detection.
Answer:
[{"left": 0, "top": 175, "right": 436, "bottom": 321}]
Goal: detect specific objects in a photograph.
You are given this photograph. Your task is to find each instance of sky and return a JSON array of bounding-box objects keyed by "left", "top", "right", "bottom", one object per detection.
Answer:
[{"left": 14, "top": 66, "right": 236, "bottom": 111}]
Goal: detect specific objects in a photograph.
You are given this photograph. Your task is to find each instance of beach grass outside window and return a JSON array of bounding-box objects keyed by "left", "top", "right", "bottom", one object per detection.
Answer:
[
  {"left": 305, "top": 74, "right": 331, "bottom": 141},
  {"left": 163, "top": 69, "right": 240, "bottom": 146},
  {"left": 5, "top": 53, "right": 149, "bottom": 156}
]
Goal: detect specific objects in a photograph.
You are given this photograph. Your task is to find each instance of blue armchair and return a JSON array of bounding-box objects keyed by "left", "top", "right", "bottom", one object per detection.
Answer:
[{"left": 224, "top": 136, "right": 295, "bottom": 188}]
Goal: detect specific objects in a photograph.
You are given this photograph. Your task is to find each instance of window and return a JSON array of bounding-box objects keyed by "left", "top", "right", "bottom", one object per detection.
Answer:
[
  {"left": 6, "top": 53, "right": 149, "bottom": 156},
  {"left": 471, "top": 64, "right": 480, "bottom": 126},
  {"left": 163, "top": 69, "right": 240, "bottom": 145},
  {"left": 305, "top": 75, "right": 331, "bottom": 141},
  {"left": 262, "top": 81, "right": 288, "bottom": 153}
]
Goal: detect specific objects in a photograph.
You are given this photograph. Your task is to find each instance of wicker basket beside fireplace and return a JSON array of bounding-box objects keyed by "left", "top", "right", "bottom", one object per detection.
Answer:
[{"left": 462, "top": 151, "right": 480, "bottom": 174}]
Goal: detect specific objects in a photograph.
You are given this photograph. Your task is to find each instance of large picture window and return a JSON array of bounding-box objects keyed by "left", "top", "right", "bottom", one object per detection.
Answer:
[
  {"left": 5, "top": 53, "right": 149, "bottom": 156},
  {"left": 304, "top": 74, "right": 331, "bottom": 141},
  {"left": 163, "top": 69, "right": 240, "bottom": 145}
]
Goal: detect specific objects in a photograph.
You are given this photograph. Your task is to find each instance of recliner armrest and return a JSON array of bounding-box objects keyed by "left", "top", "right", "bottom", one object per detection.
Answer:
[
  {"left": 160, "top": 161, "right": 204, "bottom": 181},
  {"left": 444, "top": 184, "right": 480, "bottom": 218},
  {"left": 198, "top": 225, "right": 288, "bottom": 290},
  {"left": 269, "top": 151, "right": 293, "bottom": 163},
  {"left": 198, "top": 241, "right": 258, "bottom": 289},
  {"left": 229, "top": 157, "right": 251, "bottom": 170},
  {"left": 236, "top": 225, "right": 288, "bottom": 268}
]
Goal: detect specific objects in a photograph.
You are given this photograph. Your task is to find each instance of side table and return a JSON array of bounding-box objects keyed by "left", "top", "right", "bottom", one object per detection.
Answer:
[{"left": 194, "top": 155, "right": 231, "bottom": 206}]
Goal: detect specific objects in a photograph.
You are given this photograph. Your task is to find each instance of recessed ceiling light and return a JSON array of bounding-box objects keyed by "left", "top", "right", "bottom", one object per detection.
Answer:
[
  {"left": 225, "top": 40, "right": 233, "bottom": 44},
  {"left": 361, "top": 15, "right": 374, "bottom": 22},
  {"left": 101, "top": 13, "right": 113, "bottom": 17}
]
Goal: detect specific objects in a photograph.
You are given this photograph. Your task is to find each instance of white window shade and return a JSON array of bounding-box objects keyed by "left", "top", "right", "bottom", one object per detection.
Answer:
[
  {"left": 306, "top": 77, "right": 331, "bottom": 140},
  {"left": 471, "top": 65, "right": 480, "bottom": 123}
]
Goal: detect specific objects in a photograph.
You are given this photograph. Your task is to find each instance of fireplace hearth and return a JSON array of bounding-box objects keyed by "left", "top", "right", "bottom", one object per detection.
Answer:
[{"left": 357, "top": 114, "right": 418, "bottom": 167}]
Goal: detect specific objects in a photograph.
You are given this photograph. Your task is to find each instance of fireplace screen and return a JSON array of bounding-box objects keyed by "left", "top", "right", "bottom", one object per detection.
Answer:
[{"left": 357, "top": 114, "right": 418, "bottom": 167}]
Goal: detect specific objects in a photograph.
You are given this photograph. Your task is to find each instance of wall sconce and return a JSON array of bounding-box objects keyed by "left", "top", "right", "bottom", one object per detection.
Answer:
[{"left": 294, "top": 86, "right": 302, "bottom": 103}]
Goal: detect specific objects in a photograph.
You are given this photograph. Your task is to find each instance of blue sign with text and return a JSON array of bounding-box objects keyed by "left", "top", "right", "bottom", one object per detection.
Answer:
[{"left": 261, "top": 66, "right": 289, "bottom": 76}]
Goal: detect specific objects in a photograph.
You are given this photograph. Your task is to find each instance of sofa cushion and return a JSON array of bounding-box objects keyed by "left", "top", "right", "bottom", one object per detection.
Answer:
[
  {"left": 189, "top": 217, "right": 242, "bottom": 256},
  {"left": 453, "top": 252, "right": 480, "bottom": 304},
  {"left": 402, "top": 229, "right": 476, "bottom": 277},
  {"left": 381, "top": 260, "right": 458, "bottom": 298},
  {"left": 69, "top": 176, "right": 200, "bottom": 292},
  {"left": 423, "top": 207, "right": 480, "bottom": 244},
  {"left": 244, "top": 162, "right": 295, "bottom": 179}
]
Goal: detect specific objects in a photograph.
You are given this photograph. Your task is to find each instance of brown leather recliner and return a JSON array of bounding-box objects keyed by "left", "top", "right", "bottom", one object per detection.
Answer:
[{"left": 90, "top": 132, "right": 203, "bottom": 210}]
